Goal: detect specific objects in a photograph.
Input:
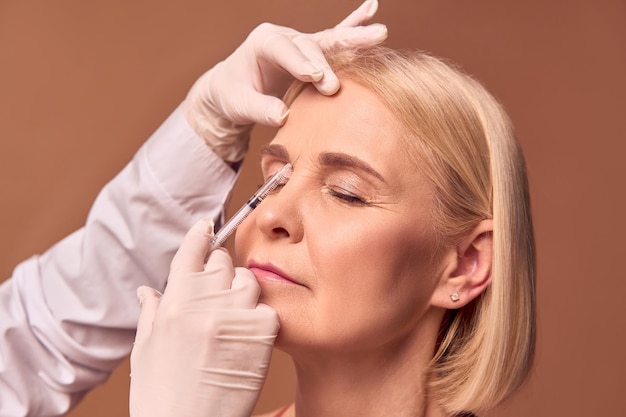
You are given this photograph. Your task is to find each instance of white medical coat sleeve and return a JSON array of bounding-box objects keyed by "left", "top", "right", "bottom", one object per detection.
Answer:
[{"left": 0, "top": 104, "right": 240, "bottom": 417}]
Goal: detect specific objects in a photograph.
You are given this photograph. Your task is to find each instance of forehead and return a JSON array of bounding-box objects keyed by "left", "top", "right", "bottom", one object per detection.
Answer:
[{"left": 272, "top": 81, "right": 406, "bottom": 162}]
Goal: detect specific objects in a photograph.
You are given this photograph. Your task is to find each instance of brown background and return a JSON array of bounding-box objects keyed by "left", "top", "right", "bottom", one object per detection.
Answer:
[{"left": 1, "top": 1, "right": 624, "bottom": 416}]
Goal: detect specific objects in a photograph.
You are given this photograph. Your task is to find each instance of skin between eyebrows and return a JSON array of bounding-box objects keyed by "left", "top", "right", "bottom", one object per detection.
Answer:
[{"left": 260, "top": 143, "right": 387, "bottom": 184}]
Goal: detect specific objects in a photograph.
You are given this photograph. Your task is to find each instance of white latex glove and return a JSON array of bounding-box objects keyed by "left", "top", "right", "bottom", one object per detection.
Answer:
[
  {"left": 129, "top": 219, "right": 279, "bottom": 417},
  {"left": 182, "top": 0, "right": 387, "bottom": 162}
]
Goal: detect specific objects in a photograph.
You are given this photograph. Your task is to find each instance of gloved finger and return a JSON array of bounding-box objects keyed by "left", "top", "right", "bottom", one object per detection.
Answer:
[
  {"left": 134, "top": 285, "right": 162, "bottom": 346},
  {"left": 220, "top": 89, "right": 289, "bottom": 127},
  {"left": 169, "top": 218, "right": 214, "bottom": 277},
  {"left": 254, "top": 303, "right": 281, "bottom": 335},
  {"left": 261, "top": 32, "right": 325, "bottom": 83},
  {"left": 311, "top": 24, "right": 388, "bottom": 51},
  {"left": 161, "top": 248, "right": 235, "bottom": 307},
  {"left": 291, "top": 35, "right": 340, "bottom": 95},
  {"left": 336, "top": 0, "right": 379, "bottom": 27},
  {"left": 202, "top": 247, "right": 237, "bottom": 291},
  {"left": 212, "top": 305, "right": 279, "bottom": 339},
  {"left": 229, "top": 267, "right": 261, "bottom": 309}
]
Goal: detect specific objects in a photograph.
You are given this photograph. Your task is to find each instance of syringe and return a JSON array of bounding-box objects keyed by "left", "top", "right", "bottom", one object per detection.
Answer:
[{"left": 211, "top": 163, "right": 293, "bottom": 248}]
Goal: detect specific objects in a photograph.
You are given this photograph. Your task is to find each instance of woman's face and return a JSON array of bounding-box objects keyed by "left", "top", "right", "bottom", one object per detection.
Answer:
[{"left": 235, "top": 81, "right": 448, "bottom": 353}]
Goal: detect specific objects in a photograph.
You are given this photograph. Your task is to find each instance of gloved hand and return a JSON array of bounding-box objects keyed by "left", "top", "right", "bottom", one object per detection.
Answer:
[
  {"left": 182, "top": 0, "right": 387, "bottom": 163},
  {"left": 129, "top": 219, "right": 279, "bottom": 417}
]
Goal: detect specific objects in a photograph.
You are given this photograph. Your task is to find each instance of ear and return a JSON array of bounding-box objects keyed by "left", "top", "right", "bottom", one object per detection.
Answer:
[{"left": 430, "top": 219, "right": 493, "bottom": 309}]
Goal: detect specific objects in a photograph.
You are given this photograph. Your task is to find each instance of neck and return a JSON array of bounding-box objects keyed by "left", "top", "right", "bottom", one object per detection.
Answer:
[{"left": 283, "top": 308, "right": 447, "bottom": 417}]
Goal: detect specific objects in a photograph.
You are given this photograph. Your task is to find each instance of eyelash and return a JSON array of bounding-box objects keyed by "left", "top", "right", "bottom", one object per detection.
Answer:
[{"left": 327, "top": 187, "right": 367, "bottom": 205}]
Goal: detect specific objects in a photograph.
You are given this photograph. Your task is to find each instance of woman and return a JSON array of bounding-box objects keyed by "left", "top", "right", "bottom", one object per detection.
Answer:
[
  {"left": 0, "top": 1, "right": 385, "bottom": 415},
  {"left": 132, "top": 16, "right": 535, "bottom": 417}
]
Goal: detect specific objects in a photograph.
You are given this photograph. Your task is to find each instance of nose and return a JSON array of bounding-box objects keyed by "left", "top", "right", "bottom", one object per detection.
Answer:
[{"left": 253, "top": 176, "right": 304, "bottom": 243}]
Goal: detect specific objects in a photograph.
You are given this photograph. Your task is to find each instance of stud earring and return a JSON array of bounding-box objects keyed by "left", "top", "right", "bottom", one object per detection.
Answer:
[{"left": 450, "top": 292, "right": 460, "bottom": 302}]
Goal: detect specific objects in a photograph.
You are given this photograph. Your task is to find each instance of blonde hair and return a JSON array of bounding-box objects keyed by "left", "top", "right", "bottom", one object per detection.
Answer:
[{"left": 284, "top": 47, "right": 536, "bottom": 415}]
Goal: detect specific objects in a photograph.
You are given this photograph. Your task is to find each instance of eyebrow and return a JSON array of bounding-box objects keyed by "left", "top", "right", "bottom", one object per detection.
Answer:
[
  {"left": 260, "top": 143, "right": 384, "bottom": 183},
  {"left": 320, "top": 152, "right": 386, "bottom": 183},
  {"left": 259, "top": 144, "right": 290, "bottom": 161}
]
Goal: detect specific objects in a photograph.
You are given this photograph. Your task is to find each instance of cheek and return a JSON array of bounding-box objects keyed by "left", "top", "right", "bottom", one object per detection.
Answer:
[
  {"left": 310, "top": 213, "right": 437, "bottom": 285},
  {"left": 308, "top": 215, "right": 441, "bottom": 325}
]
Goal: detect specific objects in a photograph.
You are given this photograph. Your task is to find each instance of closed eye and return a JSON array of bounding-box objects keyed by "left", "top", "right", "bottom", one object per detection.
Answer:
[{"left": 327, "top": 188, "right": 367, "bottom": 205}]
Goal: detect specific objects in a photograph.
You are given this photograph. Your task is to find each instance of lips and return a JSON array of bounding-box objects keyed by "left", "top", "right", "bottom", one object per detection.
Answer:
[{"left": 248, "top": 261, "right": 303, "bottom": 286}]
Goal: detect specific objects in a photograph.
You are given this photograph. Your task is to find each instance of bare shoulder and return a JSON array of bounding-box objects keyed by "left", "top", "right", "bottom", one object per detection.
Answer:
[
  {"left": 254, "top": 411, "right": 277, "bottom": 417},
  {"left": 254, "top": 403, "right": 293, "bottom": 417}
]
